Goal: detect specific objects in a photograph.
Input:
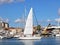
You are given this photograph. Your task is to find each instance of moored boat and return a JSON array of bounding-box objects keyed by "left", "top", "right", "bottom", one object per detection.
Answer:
[{"left": 17, "top": 8, "right": 41, "bottom": 40}]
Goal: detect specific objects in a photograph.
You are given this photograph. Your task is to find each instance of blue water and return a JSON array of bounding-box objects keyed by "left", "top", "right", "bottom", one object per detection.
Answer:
[{"left": 0, "top": 37, "right": 60, "bottom": 45}]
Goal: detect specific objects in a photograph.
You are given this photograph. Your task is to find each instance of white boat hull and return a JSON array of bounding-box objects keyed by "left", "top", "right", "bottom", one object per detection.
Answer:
[
  {"left": 18, "top": 37, "right": 41, "bottom": 40},
  {"left": 56, "top": 34, "right": 60, "bottom": 37},
  {"left": 14, "top": 35, "right": 20, "bottom": 38},
  {"left": 0, "top": 35, "right": 4, "bottom": 39}
]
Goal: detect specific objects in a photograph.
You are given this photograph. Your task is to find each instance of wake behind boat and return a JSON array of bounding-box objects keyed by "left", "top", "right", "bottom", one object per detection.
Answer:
[{"left": 17, "top": 8, "right": 41, "bottom": 40}]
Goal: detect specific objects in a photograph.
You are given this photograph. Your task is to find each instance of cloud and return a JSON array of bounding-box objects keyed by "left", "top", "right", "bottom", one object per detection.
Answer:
[
  {"left": 55, "top": 18, "right": 60, "bottom": 22},
  {"left": 0, "top": 17, "right": 9, "bottom": 23},
  {"left": 5, "top": 18, "right": 9, "bottom": 23},
  {"left": 0, "top": 0, "right": 25, "bottom": 4},
  {"left": 15, "top": 18, "right": 20, "bottom": 23},
  {"left": 0, "top": 17, "right": 3, "bottom": 22},
  {"left": 47, "top": 19, "right": 51, "bottom": 22},
  {"left": 0, "top": 0, "right": 14, "bottom": 4},
  {"left": 15, "top": 18, "right": 25, "bottom": 23},
  {"left": 16, "top": 0, "right": 25, "bottom": 2}
]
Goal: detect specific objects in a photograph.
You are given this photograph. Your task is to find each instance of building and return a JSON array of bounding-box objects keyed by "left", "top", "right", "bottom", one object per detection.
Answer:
[
  {"left": 4, "top": 27, "right": 23, "bottom": 36},
  {"left": 0, "top": 22, "right": 9, "bottom": 29}
]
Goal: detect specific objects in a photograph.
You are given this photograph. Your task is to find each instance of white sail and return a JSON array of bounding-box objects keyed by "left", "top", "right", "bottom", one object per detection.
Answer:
[{"left": 24, "top": 8, "right": 33, "bottom": 35}]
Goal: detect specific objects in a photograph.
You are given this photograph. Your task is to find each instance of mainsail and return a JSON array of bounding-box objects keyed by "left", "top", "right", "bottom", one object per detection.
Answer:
[{"left": 24, "top": 8, "right": 33, "bottom": 35}]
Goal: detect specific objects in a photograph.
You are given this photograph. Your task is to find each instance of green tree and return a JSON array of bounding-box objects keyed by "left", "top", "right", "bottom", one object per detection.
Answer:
[{"left": 37, "top": 25, "right": 41, "bottom": 31}]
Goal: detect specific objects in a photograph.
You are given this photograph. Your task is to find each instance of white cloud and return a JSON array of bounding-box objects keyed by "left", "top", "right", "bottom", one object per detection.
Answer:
[
  {"left": 0, "top": 0, "right": 25, "bottom": 4},
  {"left": 16, "top": 0, "right": 25, "bottom": 2},
  {"left": 47, "top": 19, "right": 51, "bottom": 22},
  {"left": 15, "top": 18, "right": 20, "bottom": 23},
  {"left": 55, "top": 18, "right": 60, "bottom": 22},
  {"left": 15, "top": 18, "right": 25, "bottom": 23},
  {"left": 0, "top": 17, "right": 9, "bottom": 23},
  {"left": 5, "top": 18, "right": 9, "bottom": 23},
  {"left": 0, "top": 0, "right": 14, "bottom": 4},
  {"left": 0, "top": 17, "right": 3, "bottom": 22}
]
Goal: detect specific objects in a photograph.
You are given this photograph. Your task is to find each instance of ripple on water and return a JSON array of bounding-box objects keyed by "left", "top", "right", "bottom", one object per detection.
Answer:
[{"left": 0, "top": 37, "right": 60, "bottom": 45}]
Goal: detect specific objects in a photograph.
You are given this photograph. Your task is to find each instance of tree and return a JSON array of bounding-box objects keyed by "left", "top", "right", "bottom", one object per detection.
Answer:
[{"left": 37, "top": 25, "right": 41, "bottom": 31}]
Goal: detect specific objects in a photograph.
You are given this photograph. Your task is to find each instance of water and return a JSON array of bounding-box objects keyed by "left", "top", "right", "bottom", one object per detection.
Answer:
[{"left": 0, "top": 37, "right": 60, "bottom": 45}]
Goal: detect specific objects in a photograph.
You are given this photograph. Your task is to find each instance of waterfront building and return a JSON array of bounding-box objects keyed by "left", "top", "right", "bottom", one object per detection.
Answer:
[
  {"left": 0, "top": 22, "right": 9, "bottom": 29},
  {"left": 16, "top": 28, "right": 23, "bottom": 34}
]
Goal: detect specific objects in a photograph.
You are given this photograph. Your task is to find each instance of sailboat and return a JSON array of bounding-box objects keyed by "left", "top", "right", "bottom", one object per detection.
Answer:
[{"left": 18, "top": 8, "right": 41, "bottom": 39}]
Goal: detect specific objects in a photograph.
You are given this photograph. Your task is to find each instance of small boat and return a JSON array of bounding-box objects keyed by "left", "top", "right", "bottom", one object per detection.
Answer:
[
  {"left": 17, "top": 8, "right": 41, "bottom": 40},
  {"left": 56, "top": 34, "right": 60, "bottom": 37},
  {"left": 0, "top": 35, "right": 4, "bottom": 39},
  {"left": 14, "top": 35, "right": 20, "bottom": 38}
]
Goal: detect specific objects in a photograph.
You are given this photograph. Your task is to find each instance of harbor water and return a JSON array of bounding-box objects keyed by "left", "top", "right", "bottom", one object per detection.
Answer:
[{"left": 0, "top": 37, "right": 60, "bottom": 45}]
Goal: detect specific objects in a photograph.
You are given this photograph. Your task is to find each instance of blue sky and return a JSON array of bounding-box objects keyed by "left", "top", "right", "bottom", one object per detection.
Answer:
[{"left": 0, "top": 0, "right": 60, "bottom": 27}]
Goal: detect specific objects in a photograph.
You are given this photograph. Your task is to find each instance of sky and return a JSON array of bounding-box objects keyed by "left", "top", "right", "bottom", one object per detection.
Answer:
[{"left": 0, "top": 0, "right": 60, "bottom": 27}]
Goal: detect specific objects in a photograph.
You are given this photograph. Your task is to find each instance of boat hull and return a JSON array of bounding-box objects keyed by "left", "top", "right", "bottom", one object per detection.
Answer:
[
  {"left": 18, "top": 37, "right": 41, "bottom": 40},
  {"left": 0, "top": 35, "right": 4, "bottom": 39},
  {"left": 14, "top": 35, "right": 20, "bottom": 38},
  {"left": 56, "top": 34, "right": 60, "bottom": 37}
]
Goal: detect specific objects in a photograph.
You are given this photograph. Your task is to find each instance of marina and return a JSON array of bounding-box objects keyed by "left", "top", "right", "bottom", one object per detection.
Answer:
[
  {"left": 0, "top": 7, "right": 60, "bottom": 41},
  {"left": 0, "top": 0, "right": 60, "bottom": 45}
]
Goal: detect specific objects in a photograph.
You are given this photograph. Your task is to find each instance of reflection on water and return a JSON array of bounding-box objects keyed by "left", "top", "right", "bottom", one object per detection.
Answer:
[
  {"left": 55, "top": 37, "right": 60, "bottom": 45},
  {"left": 0, "top": 37, "right": 60, "bottom": 45},
  {"left": 20, "top": 40, "right": 33, "bottom": 45},
  {"left": 21, "top": 40, "right": 33, "bottom": 45},
  {"left": 20, "top": 40, "right": 40, "bottom": 45}
]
